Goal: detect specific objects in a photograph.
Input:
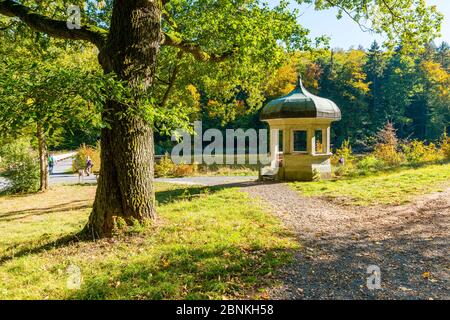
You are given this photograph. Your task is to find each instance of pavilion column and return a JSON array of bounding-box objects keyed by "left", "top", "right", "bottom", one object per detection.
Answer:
[
  {"left": 284, "top": 128, "right": 290, "bottom": 154},
  {"left": 307, "top": 127, "right": 314, "bottom": 155},
  {"left": 270, "top": 128, "right": 279, "bottom": 168},
  {"left": 326, "top": 126, "right": 331, "bottom": 153}
]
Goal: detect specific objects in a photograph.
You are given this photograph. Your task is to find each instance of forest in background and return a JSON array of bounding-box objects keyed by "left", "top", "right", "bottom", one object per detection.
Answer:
[
  {"left": 1, "top": 39, "right": 449, "bottom": 154},
  {"left": 187, "top": 41, "right": 450, "bottom": 154}
]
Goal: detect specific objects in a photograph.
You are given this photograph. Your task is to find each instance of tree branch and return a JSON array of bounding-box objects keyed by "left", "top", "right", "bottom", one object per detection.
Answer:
[
  {"left": 0, "top": 0, "right": 107, "bottom": 48},
  {"left": 323, "top": 0, "right": 374, "bottom": 33},
  {"left": 161, "top": 32, "right": 236, "bottom": 62},
  {"left": 160, "top": 50, "right": 183, "bottom": 108}
]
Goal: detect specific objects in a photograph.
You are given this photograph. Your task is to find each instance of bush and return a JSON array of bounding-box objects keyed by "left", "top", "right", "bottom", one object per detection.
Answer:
[
  {"left": 440, "top": 130, "right": 450, "bottom": 160},
  {"left": 402, "top": 140, "right": 442, "bottom": 164},
  {"left": 357, "top": 155, "right": 384, "bottom": 170},
  {"left": 332, "top": 139, "right": 355, "bottom": 166},
  {"left": 373, "top": 122, "right": 403, "bottom": 166},
  {"left": 172, "top": 164, "right": 193, "bottom": 177},
  {"left": 374, "top": 144, "right": 403, "bottom": 166},
  {"left": 333, "top": 165, "right": 349, "bottom": 177},
  {"left": 155, "top": 153, "right": 176, "bottom": 177},
  {"left": 72, "top": 143, "right": 100, "bottom": 173},
  {"left": 0, "top": 138, "right": 40, "bottom": 193},
  {"left": 155, "top": 154, "right": 198, "bottom": 178},
  {"left": 172, "top": 163, "right": 198, "bottom": 177}
]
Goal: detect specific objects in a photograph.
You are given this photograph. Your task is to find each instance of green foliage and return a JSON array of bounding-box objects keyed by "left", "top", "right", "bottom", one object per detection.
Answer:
[
  {"left": 333, "top": 139, "right": 355, "bottom": 165},
  {"left": 331, "top": 129, "right": 448, "bottom": 178},
  {"left": 0, "top": 37, "right": 103, "bottom": 160},
  {"left": 356, "top": 155, "right": 385, "bottom": 175},
  {"left": 0, "top": 138, "right": 39, "bottom": 193},
  {"left": 1, "top": 1, "right": 448, "bottom": 149},
  {"left": 333, "top": 165, "right": 349, "bottom": 177}
]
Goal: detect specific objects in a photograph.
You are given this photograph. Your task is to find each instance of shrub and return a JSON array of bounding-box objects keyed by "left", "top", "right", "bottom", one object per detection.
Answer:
[
  {"left": 402, "top": 140, "right": 442, "bottom": 164},
  {"left": 72, "top": 143, "right": 100, "bottom": 173},
  {"left": 374, "top": 144, "right": 403, "bottom": 166},
  {"left": 373, "top": 122, "right": 403, "bottom": 166},
  {"left": 440, "top": 130, "right": 450, "bottom": 160},
  {"left": 0, "top": 138, "right": 40, "bottom": 193},
  {"left": 332, "top": 139, "right": 355, "bottom": 166},
  {"left": 333, "top": 164, "right": 349, "bottom": 177},
  {"left": 155, "top": 154, "right": 198, "bottom": 178},
  {"left": 155, "top": 153, "right": 176, "bottom": 177},
  {"left": 172, "top": 162, "right": 199, "bottom": 177},
  {"left": 357, "top": 155, "right": 384, "bottom": 172}
]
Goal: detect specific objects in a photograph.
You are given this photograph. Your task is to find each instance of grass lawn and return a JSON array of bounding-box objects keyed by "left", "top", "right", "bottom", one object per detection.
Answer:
[
  {"left": 0, "top": 183, "right": 297, "bottom": 299},
  {"left": 290, "top": 162, "right": 450, "bottom": 206}
]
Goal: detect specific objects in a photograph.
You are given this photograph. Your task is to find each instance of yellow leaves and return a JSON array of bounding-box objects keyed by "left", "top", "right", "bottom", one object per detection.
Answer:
[
  {"left": 421, "top": 61, "right": 448, "bottom": 83},
  {"left": 265, "top": 62, "right": 297, "bottom": 97},
  {"left": 26, "top": 98, "right": 35, "bottom": 106},
  {"left": 185, "top": 84, "right": 201, "bottom": 111},
  {"left": 420, "top": 60, "right": 450, "bottom": 99}
]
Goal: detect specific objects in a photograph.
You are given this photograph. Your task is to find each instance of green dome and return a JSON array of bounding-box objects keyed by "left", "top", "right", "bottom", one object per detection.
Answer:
[{"left": 260, "top": 78, "right": 341, "bottom": 121}]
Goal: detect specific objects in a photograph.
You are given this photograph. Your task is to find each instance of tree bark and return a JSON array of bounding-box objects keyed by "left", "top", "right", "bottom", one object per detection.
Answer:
[
  {"left": 84, "top": 0, "right": 161, "bottom": 237},
  {"left": 36, "top": 123, "right": 48, "bottom": 192}
]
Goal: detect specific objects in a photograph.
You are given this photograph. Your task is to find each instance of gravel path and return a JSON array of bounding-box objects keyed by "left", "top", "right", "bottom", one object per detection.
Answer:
[{"left": 242, "top": 182, "right": 450, "bottom": 300}]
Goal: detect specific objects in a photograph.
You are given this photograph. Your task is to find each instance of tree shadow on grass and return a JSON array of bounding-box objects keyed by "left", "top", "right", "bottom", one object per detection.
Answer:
[
  {"left": 0, "top": 231, "right": 88, "bottom": 266},
  {"left": 0, "top": 200, "right": 91, "bottom": 222},
  {"left": 67, "top": 245, "right": 293, "bottom": 300},
  {"left": 0, "top": 180, "right": 280, "bottom": 270},
  {"left": 155, "top": 180, "right": 276, "bottom": 206}
]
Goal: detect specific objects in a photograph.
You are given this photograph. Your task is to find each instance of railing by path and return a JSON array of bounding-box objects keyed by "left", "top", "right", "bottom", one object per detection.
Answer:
[{"left": 52, "top": 152, "right": 77, "bottom": 162}]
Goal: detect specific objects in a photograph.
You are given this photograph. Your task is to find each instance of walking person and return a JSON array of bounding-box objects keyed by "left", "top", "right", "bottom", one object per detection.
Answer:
[
  {"left": 48, "top": 154, "right": 55, "bottom": 175},
  {"left": 85, "top": 156, "right": 94, "bottom": 176}
]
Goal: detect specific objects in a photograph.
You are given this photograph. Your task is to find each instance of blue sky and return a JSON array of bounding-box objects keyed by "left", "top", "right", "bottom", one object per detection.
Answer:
[{"left": 269, "top": 0, "right": 450, "bottom": 49}]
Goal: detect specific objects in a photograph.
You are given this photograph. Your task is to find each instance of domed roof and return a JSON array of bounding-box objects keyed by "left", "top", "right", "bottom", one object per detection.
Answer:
[{"left": 260, "top": 77, "right": 341, "bottom": 121}]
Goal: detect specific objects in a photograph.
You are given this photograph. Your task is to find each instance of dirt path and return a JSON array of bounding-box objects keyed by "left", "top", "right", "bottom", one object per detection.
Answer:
[{"left": 242, "top": 182, "right": 450, "bottom": 300}]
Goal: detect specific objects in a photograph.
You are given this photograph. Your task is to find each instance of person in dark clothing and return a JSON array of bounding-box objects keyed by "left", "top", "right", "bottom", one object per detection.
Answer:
[
  {"left": 85, "top": 156, "right": 94, "bottom": 176},
  {"left": 48, "top": 154, "right": 55, "bottom": 175}
]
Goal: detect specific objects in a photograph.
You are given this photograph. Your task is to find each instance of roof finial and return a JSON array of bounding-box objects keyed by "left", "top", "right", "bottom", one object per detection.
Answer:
[{"left": 297, "top": 72, "right": 304, "bottom": 90}]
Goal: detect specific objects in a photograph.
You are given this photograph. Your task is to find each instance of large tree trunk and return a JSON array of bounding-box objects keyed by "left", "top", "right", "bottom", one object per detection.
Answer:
[
  {"left": 36, "top": 123, "right": 48, "bottom": 192},
  {"left": 84, "top": 0, "right": 161, "bottom": 237}
]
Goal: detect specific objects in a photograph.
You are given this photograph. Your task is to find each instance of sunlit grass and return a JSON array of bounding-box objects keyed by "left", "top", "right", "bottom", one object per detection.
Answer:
[
  {"left": 0, "top": 183, "right": 296, "bottom": 299},
  {"left": 290, "top": 163, "right": 450, "bottom": 206}
]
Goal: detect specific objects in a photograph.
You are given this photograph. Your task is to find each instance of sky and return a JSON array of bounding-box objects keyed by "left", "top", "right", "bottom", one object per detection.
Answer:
[{"left": 269, "top": 0, "right": 450, "bottom": 49}]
